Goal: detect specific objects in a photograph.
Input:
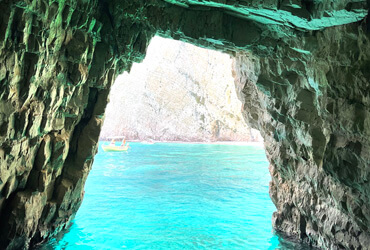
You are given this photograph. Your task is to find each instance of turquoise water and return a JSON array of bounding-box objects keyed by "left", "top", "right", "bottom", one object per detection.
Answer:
[{"left": 40, "top": 142, "right": 305, "bottom": 250}]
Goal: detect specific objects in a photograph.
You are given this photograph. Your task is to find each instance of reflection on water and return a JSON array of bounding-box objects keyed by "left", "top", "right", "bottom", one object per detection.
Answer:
[{"left": 38, "top": 142, "right": 312, "bottom": 250}]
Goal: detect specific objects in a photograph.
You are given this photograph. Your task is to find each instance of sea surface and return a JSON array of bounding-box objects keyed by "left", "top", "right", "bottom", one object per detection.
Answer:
[{"left": 39, "top": 142, "right": 309, "bottom": 250}]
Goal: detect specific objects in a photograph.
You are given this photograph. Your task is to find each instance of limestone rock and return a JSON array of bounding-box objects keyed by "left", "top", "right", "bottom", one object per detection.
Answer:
[{"left": 100, "top": 36, "right": 262, "bottom": 142}]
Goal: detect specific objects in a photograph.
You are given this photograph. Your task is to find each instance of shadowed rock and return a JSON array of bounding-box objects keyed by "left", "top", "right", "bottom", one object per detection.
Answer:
[{"left": 0, "top": 0, "right": 369, "bottom": 249}]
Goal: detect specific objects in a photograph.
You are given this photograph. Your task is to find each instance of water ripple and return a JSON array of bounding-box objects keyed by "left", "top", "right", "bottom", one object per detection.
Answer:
[{"left": 39, "top": 142, "right": 311, "bottom": 250}]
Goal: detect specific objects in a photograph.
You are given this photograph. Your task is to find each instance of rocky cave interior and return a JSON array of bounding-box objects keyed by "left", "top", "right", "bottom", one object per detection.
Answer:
[{"left": 0, "top": 0, "right": 369, "bottom": 249}]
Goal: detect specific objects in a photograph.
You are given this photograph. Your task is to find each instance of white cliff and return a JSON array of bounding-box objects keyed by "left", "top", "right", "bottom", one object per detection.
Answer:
[{"left": 100, "top": 36, "right": 261, "bottom": 142}]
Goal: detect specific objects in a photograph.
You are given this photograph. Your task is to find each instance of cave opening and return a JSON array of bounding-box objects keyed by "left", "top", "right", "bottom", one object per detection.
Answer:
[
  {"left": 101, "top": 36, "right": 263, "bottom": 143},
  {"left": 36, "top": 36, "right": 297, "bottom": 249}
]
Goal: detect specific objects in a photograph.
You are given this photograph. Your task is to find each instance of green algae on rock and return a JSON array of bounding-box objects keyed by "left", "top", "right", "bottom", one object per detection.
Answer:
[{"left": 0, "top": 0, "right": 369, "bottom": 249}]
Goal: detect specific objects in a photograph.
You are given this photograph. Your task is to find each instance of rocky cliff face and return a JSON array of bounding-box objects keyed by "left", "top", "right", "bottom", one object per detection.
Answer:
[
  {"left": 100, "top": 36, "right": 261, "bottom": 142},
  {"left": 0, "top": 0, "right": 369, "bottom": 249}
]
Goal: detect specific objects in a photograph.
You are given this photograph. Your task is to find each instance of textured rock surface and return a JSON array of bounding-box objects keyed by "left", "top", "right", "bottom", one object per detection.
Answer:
[
  {"left": 100, "top": 36, "right": 262, "bottom": 142},
  {"left": 0, "top": 0, "right": 369, "bottom": 249},
  {"left": 0, "top": 0, "right": 127, "bottom": 248}
]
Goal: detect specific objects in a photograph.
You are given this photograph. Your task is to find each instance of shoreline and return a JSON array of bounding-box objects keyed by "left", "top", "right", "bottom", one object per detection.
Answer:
[{"left": 99, "top": 139, "right": 264, "bottom": 146}]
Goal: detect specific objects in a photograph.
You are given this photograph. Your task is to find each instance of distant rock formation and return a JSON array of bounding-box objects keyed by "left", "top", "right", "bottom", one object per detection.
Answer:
[{"left": 100, "top": 37, "right": 262, "bottom": 142}]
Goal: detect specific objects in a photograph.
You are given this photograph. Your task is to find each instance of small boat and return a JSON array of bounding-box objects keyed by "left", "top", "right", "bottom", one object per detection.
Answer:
[{"left": 102, "top": 145, "right": 129, "bottom": 152}]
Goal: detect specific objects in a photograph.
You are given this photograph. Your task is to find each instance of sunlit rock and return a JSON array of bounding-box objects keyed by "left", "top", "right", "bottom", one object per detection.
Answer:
[{"left": 100, "top": 36, "right": 262, "bottom": 142}]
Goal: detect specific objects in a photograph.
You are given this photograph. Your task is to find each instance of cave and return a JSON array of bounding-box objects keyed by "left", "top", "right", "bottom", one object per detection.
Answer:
[{"left": 0, "top": 0, "right": 369, "bottom": 249}]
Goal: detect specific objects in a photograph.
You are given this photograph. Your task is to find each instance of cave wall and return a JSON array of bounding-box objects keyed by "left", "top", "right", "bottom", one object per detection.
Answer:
[
  {"left": 0, "top": 0, "right": 369, "bottom": 249},
  {"left": 0, "top": 0, "right": 148, "bottom": 248}
]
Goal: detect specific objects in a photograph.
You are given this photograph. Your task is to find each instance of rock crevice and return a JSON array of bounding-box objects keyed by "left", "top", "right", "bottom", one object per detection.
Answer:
[{"left": 0, "top": 0, "right": 369, "bottom": 249}]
